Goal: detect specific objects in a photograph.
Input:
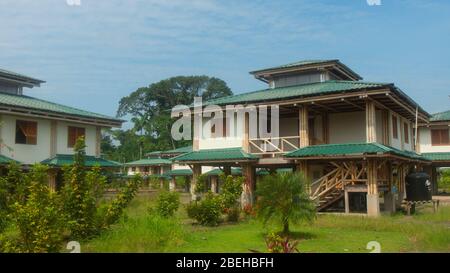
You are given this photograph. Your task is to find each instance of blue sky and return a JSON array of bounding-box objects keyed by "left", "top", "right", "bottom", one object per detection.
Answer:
[{"left": 1, "top": 0, "right": 449, "bottom": 124}]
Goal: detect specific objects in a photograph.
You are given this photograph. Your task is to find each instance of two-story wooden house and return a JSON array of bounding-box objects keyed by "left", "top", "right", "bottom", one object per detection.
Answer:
[{"left": 173, "top": 59, "right": 438, "bottom": 217}]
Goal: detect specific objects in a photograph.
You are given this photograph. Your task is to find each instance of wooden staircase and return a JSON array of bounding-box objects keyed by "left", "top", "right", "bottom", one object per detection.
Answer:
[{"left": 310, "top": 162, "right": 367, "bottom": 212}]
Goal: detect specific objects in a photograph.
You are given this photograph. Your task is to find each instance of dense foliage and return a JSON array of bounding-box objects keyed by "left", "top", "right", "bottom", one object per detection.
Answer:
[
  {"left": 186, "top": 192, "right": 222, "bottom": 226},
  {"left": 256, "top": 172, "right": 316, "bottom": 234},
  {"left": 438, "top": 168, "right": 450, "bottom": 192},
  {"left": 155, "top": 191, "right": 180, "bottom": 218}
]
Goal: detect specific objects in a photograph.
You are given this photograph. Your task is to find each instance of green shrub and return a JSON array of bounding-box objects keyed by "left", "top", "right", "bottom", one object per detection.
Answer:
[
  {"left": 218, "top": 174, "right": 243, "bottom": 222},
  {"left": 155, "top": 191, "right": 180, "bottom": 217},
  {"left": 186, "top": 192, "right": 222, "bottom": 226},
  {"left": 9, "top": 164, "right": 65, "bottom": 253}
]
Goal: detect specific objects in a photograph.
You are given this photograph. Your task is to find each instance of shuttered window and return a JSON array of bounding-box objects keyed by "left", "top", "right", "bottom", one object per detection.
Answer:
[
  {"left": 15, "top": 120, "right": 37, "bottom": 145},
  {"left": 392, "top": 116, "right": 398, "bottom": 139},
  {"left": 431, "top": 129, "right": 450, "bottom": 146},
  {"left": 68, "top": 126, "right": 86, "bottom": 148}
]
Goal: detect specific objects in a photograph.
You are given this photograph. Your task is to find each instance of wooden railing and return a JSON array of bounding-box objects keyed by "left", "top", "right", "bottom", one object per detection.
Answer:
[{"left": 249, "top": 136, "right": 300, "bottom": 154}]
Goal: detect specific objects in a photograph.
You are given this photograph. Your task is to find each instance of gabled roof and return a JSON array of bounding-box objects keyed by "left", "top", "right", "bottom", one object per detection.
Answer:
[
  {"left": 41, "top": 154, "right": 122, "bottom": 167},
  {"left": 285, "top": 142, "right": 427, "bottom": 161},
  {"left": 173, "top": 147, "right": 258, "bottom": 163},
  {"left": 249, "top": 59, "right": 363, "bottom": 82},
  {"left": 0, "top": 68, "right": 45, "bottom": 87},
  {"left": 0, "top": 154, "right": 20, "bottom": 165},
  {"left": 125, "top": 158, "right": 172, "bottom": 166},
  {"left": 430, "top": 110, "right": 450, "bottom": 122},
  {"left": 204, "top": 80, "right": 388, "bottom": 106},
  {"left": 0, "top": 92, "right": 123, "bottom": 126}
]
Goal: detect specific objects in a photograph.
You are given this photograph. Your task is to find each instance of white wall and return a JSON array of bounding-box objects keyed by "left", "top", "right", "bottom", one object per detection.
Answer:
[
  {"left": 419, "top": 126, "right": 450, "bottom": 153},
  {"left": 0, "top": 115, "right": 51, "bottom": 164},
  {"left": 56, "top": 121, "right": 97, "bottom": 156},
  {"left": 0, "top": 114, "right": 100, "bottom": 164},
  {"left": 389, "top": 111, "right": 413, "bottom": 151},
  {"left": 329, "top": 112, "right": 366, "bottom": 144}
]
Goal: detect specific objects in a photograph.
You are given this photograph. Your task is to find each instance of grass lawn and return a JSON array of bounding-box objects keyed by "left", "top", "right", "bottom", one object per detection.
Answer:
[{"left": 82, "top": 192, "right": 450, "bottom": 253}]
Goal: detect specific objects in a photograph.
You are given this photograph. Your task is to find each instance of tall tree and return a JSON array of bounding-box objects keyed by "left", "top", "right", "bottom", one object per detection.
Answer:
[{"left": 116, "top": 76, "right": 232, "bottom": 153}]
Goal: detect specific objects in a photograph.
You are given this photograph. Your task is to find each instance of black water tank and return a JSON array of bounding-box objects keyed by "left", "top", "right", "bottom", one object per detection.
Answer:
[{"left": 405, "top": 172, "right": 432, "bottom": 201}]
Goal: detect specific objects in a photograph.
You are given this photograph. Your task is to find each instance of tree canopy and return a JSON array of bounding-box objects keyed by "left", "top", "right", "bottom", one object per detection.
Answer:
[{"left": 105, "top": 76, "right": 232, "bottom": 162}]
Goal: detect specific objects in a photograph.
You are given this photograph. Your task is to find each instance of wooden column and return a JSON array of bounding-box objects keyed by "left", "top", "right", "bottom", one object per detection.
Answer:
[
  {"left": 298, "top": 105, "right": 309, "bottom": 148},
  {"left": 242, "top": 112, "right": 250, "bottom": 153},
  {"left": 296, "top": 161, "right": 309, "bottom": 194},
  {"left": 366, "top": 159, "right": 380, "bottom": 217},
  {"left": 366, "top": 100, "right": 377, "bottom": 143},
  {"left": 48, "top": 169, "right": 57, "bottom": 192},
  {"left": 223, "top": 165, "right": 232, "bottom": 176},
  {"left": 169, "top": 176, "right": 176, "bottom": 191},
  {"left": 50, "top": 120, "right": 58, "bottom": 157},
  {"left": 210, "top": 176, "right": 218, "bottom": 193},
  {"left": 191, "top": 164, "right": 201, "bottom": 201},
  {"left": 381, "top": 110, "right": 390, "bottom": 146},
  {"left": 322, "top": 113, "right": 329, "bottom": 144},
  {"left": 241, "top": 163, "right": 255, "bottom": 207},
  {"left": 95, "top": 126, "right": 101, "bottom": 157}
]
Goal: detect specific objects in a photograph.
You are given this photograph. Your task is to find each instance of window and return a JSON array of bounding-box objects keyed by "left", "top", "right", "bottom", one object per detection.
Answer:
[
  {"left": 392, "top": 116, "right": 398, "bottom": 139},
  {"left": 431, "top": 129, "right": 450, "bottom": 146},
  {"left": 68, "top": 126, "right": 86, "bottom": 148},
  {"left": 15, "top": 120, "right": 37, "bottom": 145},
  {"left": 404, "top": 123, "right": 409, "bottom": 144}
]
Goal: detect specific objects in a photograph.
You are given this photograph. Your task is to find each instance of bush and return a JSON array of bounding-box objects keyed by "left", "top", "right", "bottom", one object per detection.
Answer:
[
  {"left": 186, "top": 193, "right": 222, "bottom": 226},
  {"left": 9, "top": 164, "right": 65, "bottom": 253},
  {"left": 155, "top": 191, "right": 180, "bottom": 217},
  {"left": 225, "top": 206, "right": 240, "bottom": 222}
]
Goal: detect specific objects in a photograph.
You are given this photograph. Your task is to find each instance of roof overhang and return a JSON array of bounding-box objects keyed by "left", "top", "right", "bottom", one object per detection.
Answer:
[{"left": 0, "top": 104, "right": 124, "bottom": 127}]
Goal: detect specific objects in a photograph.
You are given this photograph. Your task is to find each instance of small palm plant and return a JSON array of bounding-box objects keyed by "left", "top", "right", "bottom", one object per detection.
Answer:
[{"left": 256, "top": 172, "right": 316, "bottom": 234}]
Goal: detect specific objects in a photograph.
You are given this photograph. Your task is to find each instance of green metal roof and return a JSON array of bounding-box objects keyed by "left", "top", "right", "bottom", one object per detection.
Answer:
[
  {"left": 124, "top": 158, "right": 172, "bottom": 166},
  {"left": 164, "top": 145, "right": 193, "bottom": 154},
  {"left": 173, "top": 147, "right": 258, "bottom": 162},
  {"left": 164, "top": 169, "right": 193, "bottom": 176},
  {"left": 285, "top": 143, "right": 427, "bottom": 161},
  {"left": 256, "top": 168, "right": 293, "bottom": 176},
  {"left": 249, "top": 60, "right": 362, "bottom": 80},
  {"left": 41, "top": 154, "right": 122, "bottom": 167},
  {"left": 0, "top": 92, "right": 122, "bottom": 122},
  {"left": 203, "top": 81, "right": 387, "bottom": 106},
  {"left": 0, "top": 154, "right": 20, "bottom": 165},
  {"left": 0, "top": 68, "right": 45, "bottom": 85},
  {"left": 422, "top": 153, "right": 450, "bottom": 161},
  {"left": 430, "top": 110, "right": 450, "bottom": 122},
  {"left": 204, "top": 168, "right": 242, "bottom": 176}
]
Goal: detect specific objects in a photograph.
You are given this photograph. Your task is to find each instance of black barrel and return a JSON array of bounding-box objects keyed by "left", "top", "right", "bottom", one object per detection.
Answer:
[{"left": 405, "top": 172, "right": 432, "bottom": 201}]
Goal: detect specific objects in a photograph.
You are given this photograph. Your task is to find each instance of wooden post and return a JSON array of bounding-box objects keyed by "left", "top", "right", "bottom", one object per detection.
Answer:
[
  {"left": 242, "top": 112, "right": 250, "bottom": 153},
  {"left": 366, "top": 159, "right": 380, "bottom": 217},
  {"left": 366, "top": 100, "right": 377, "bottom": 143},
  {"left": 381, "top": 110, "right": 390, "bottom": 146},
  {"left": 299, "top": 105, "right": 309, "bottom": 148},
  {"left": 322, "top": 113, "right": 329, "bottom": 144},
  {"left": 48, "top": 169, "right": 57, "bottom": 192},
  {"left": 191, "top": 164, "right": 201, "bottom": 201},
  {"left": 296, "top": 161, "right": 309, "bottom": 194},
  {"left": 95, "top": 126, "right": 101, "bottom": 157},
  {"left": 223, "top": 165, "right": 232, "bottom": 176},
  {"left": 169, "top": 176, "right": 176, "bottom": 191},
  {"left": 210, "top": 176, "right": 218, "bottom": 193},
  {"left": 241, "top": 163, "right": 255, "bottom": 207},
  {"left": 344, "top": 189, "right": 350, "bottom": 214}
]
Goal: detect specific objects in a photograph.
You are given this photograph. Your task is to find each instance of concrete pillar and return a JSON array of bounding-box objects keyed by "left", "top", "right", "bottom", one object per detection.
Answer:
[
  {"left": 210, "top": 176, "right": 218, "bottom": 193},
  {"left": 241, "top": 163, "right": 255, "bottom": 208},
  {"left": 367, "top": 159, "right": 380, "bottom": 217},
  {"left": 384, "top": 192, "right": 396, "bottom": 214},
  {"left": 169, "top": 177, "right": 176, "bottom": 191},
  {"left": 344, "top": 189, "right": 350, "bottom": 214},
  {"left": 191, "top": 164, "right": 201, "bottom": 201}
]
